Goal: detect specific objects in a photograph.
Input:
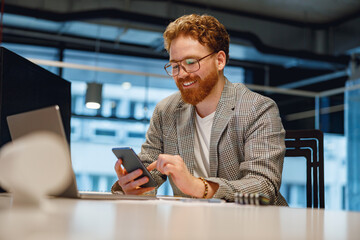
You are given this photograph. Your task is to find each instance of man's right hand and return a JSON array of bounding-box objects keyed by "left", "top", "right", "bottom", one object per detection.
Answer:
[{"left": 114, "top": 159, "right": 156, "bottom": 195}]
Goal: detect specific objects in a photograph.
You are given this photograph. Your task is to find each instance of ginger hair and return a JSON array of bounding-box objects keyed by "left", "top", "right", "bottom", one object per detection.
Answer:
[{"left": 163, "top": 14, "right": 230, "bottom": 63}]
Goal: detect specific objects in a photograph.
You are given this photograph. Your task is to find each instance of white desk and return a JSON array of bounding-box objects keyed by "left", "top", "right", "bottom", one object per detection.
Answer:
[{"left": 0, "top": 195, "right": 359, "bottom": 240}]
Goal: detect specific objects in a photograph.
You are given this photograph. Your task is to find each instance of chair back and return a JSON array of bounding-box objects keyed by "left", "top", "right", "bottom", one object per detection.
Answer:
[{"left": 285, "top": 129, "right": 325, "bottom": 208}]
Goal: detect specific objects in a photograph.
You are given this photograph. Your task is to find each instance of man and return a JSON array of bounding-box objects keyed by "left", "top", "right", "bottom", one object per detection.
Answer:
[{"left": 112, "top": 14, "right": 287, "bottom": 205}]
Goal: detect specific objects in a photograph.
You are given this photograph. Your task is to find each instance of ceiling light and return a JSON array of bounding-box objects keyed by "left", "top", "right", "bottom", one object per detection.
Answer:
[
  {"left": 85, "top": 82, "right": 102, "bottom": 109},
  {"left": 122, "top": 82, "right": 132, "bottom": 89}
]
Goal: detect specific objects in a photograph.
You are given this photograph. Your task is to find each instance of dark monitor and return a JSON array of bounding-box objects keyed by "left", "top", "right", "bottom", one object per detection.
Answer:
[{"left": 0, "top": 47, "right": 71, "bottom": 192}]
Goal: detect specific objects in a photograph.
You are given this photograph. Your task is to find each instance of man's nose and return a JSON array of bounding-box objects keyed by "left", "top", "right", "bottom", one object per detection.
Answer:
[{"left": 177, "top": 65, "right": 190, "bottom": 78}]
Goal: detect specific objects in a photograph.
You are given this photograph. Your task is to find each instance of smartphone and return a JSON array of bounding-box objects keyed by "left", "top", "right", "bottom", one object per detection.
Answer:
[{"left": 112, "top": 147, "right": 157, "bottom": 188}]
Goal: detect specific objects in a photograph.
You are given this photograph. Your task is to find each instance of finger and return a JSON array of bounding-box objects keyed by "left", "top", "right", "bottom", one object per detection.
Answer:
[
  {"left": 157, "top": 157, "right": 176, "bottom": 174},
  {"left": 156, "top": 157, "right": 162, "bottom": 172},
  {"left": 122, "top": 176, "right": 149, "bottom": 192},
  {"left": 162, "top": 163, "right": 175, "bottom": 176},
  {"left": 157, "top": 160, "right": 163, "bottom": 174},
  {"left": 114, "top": 159, "right": 124, "bottom": 179},
  {"left": 117, "top": 169, "right": 143, "bottom": 186},
  {"left": 117, "top": 159, "right": 128, "bottom": 174},
  {"left": 156, "top": 154, "right": 170, "bottom": 173},
  {"left": 147, "top": 161, "right": 157, "bottom": 171}
]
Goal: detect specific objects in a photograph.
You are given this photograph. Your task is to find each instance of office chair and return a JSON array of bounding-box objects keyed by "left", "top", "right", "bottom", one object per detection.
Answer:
[{"left": 284, "top": 129, "right": 325, "bottom": 208}]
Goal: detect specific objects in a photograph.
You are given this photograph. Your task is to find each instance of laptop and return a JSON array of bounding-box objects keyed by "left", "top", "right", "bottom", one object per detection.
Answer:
[{"left": 6, "top": 105, "right": 157, "bottom": 200}]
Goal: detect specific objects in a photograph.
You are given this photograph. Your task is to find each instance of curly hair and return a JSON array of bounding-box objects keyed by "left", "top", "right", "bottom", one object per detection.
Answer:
[{"left": 163, "top": 14, "right": 230, "bottom": 63}]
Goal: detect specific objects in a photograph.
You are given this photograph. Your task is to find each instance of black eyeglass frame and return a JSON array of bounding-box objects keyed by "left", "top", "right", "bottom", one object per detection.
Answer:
[{"left": 164, "top": 52, "right": 216, "bottom": 77}]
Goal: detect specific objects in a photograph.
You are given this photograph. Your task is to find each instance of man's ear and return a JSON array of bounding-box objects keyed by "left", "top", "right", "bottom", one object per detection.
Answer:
[{"left": 216, "top": 51, "right": 226, "bottom": 71}]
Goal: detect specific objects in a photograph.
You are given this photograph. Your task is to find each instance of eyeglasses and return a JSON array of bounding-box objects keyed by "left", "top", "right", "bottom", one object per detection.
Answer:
[{"left": 164, "top": 52, "right": 216, "bottom": 77}]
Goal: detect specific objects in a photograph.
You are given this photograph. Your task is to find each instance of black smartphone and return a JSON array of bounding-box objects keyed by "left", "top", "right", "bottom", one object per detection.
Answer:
[{"left": 112, "top": 147, "right": 157, "bottom": 188}]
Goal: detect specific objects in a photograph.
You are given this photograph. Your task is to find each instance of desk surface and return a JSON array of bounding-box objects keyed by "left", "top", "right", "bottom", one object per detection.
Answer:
[{"left": 0, "top": 195, "right": 359, "bottom": 240}]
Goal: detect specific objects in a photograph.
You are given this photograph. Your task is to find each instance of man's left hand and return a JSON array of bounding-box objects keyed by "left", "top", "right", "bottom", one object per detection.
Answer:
[{"left": 148, "top": 154, "right": 218, "bottom": 198}]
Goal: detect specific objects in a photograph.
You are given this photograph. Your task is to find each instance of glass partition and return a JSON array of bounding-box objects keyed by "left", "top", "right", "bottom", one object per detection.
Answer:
[{"left": 345, "top": 78, "right": 360, "bottom": 211}]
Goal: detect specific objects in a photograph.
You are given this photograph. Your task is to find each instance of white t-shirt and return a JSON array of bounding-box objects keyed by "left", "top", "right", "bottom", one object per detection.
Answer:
[{"left": 193, "top": 111, "right": 215, "bottom": 178}]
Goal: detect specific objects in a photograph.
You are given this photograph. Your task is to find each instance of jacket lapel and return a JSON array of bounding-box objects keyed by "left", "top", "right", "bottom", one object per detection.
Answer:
[
  {"left": 176, "top": 102, "right": 196, "bottom": 175},
  {"left": 209, "top": 79, "right": 237, "bottom": 177}
]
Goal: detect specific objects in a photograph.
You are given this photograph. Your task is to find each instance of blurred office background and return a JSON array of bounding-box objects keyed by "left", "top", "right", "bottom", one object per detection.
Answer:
[{"left": 1, "top": 0, "right": 359, "bottom": 211}]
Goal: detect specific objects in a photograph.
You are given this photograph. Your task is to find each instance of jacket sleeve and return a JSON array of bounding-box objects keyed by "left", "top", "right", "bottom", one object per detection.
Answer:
[
  {"left": 207, "top": 96, "right": 287, "bottom": 205},
  {"left": 138, "top": 105, "right": 168, "bottom": 188}
]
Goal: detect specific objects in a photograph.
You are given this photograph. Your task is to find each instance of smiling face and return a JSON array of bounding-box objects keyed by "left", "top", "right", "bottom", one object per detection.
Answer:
[{"left": 169, "top": 35, "right": 222, "bottom": 106}]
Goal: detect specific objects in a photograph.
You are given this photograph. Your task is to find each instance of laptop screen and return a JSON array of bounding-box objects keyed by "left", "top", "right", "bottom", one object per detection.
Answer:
[
  {"left": 7, "top": 105, "right": 67, "bottom": 142},
  {"left": 6, "top": 105, "right": 79, "bottom": 198}
]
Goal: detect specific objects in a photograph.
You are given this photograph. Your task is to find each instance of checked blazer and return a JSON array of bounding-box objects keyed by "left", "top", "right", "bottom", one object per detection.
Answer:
[{"left": 112, "top": 78, "right": 288, "bottom": 206}]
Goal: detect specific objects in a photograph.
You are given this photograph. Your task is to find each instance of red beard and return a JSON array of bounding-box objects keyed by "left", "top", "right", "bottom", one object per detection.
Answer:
[{"left": 176, "top": 69, "right": 218, "bottom": 106}]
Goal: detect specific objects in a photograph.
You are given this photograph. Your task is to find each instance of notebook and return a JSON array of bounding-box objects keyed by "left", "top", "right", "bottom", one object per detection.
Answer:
[{"left": 6, "top": 105, "right": 157, "bottom": 200}]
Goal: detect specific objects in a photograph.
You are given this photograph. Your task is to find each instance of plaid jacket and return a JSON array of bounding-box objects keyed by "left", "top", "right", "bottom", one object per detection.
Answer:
[{"left": 113, "top": 79, "right": 287, "bottom": 206}]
